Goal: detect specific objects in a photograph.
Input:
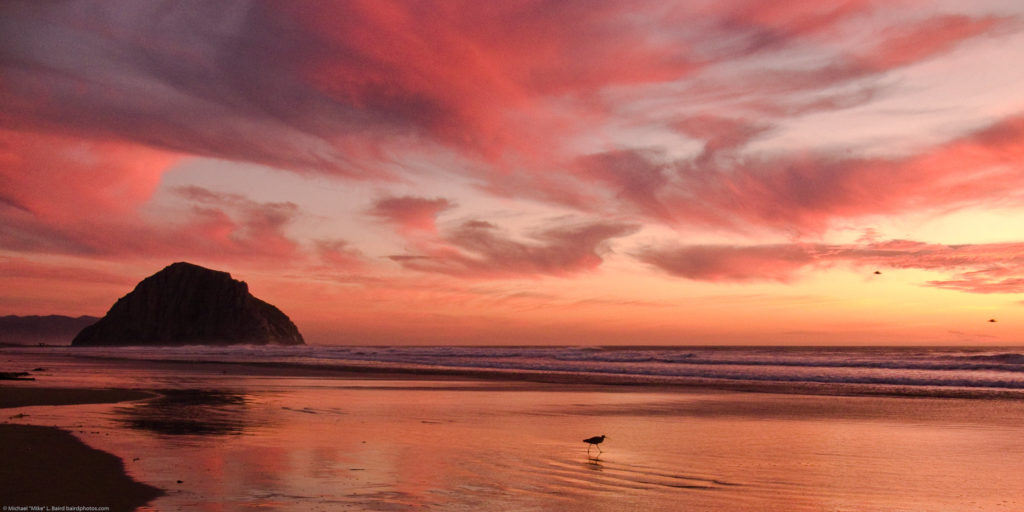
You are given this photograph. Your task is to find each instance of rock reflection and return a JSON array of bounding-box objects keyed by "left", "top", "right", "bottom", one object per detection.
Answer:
[{"left": 117, "top": 389, "right": 254, "bottom": 436}]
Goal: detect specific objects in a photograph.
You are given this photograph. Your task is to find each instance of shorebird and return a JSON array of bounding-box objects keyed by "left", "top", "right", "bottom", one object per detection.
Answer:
[{"left": 583, "top": 434, "right": 606, "bottom": 456}]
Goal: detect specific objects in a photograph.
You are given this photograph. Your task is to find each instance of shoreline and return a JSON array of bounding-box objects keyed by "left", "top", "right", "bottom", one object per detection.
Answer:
[
  {"left": 29, "top": 350, "right": 1024, "bottom": 400},
  {"left": 0, "top": 387, "right": 163, "bottom": 511}
]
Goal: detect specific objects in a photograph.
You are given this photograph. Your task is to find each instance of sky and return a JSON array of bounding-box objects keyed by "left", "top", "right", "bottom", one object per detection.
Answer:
[{"left": 2, "top": 0, "right": 1024, "bottom": 345}]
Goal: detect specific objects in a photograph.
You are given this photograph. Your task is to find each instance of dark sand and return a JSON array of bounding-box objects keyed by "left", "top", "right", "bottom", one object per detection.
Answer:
[
  {"left": 0, "top": 387, "right": 162, "bottom": 512},
  {"left": 0, "top": 387, "right": 154, "bottom": 409}
]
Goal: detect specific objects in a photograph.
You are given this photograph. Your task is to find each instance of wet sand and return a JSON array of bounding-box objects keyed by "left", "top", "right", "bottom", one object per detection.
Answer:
[
  {"left": 0, "top": 387, "right": 154, "bottom": 408},
  {"left": 4, "top": 352, "right": 1024, "bottom": 511},
  {"left": 0, "top": 388, "right": 162, "bottom": 512}
]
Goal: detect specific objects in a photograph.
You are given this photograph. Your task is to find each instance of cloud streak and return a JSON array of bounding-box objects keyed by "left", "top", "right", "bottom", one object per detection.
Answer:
[
  {"left": 639, "top": 239, "right": 1024, "bottom": 294},
  {"left": 174, "top": 186, "right": 302, "bottom": 259},
  {"left": 2, "top": 2, "right": 1010, "bottom": 170},
  {"left": 0, "top": 0, "right": 703, "bottom": 170},
  {"left": 0, "top": 129, "right": 178, "bottom": 254},
  {"left": 369, "top": 196, "right": 454, "bottom": 234},
  {"left": 392, "top": 219, "right": 641, "bottom": 279},
  {"left": 569, "top": 113, "right": 1024, "bottom": 233},
  {"left": 313, "top": 239, "right": 367, "bottom": 271}
]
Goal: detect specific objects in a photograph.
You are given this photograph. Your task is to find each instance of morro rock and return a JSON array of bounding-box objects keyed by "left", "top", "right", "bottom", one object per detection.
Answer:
[{"left": 72, "top": 262, "right": 304, "bottom": 346}]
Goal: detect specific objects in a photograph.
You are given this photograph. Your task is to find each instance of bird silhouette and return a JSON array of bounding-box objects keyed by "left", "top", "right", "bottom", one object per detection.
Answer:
[
  {"left": 989, "top": 318, "right": 997, "bottom": 323},
  {"left": 583, "top": 434, "right": 606, "bottom": 456}
]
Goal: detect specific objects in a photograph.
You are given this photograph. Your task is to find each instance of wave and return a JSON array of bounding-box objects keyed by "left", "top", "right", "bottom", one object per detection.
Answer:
[
  {"left": 962, "top": 353, "right": 1024, "bottom": 364},
  {"left": 10, "top": 344, "right": 1024, "bottom": 396}
]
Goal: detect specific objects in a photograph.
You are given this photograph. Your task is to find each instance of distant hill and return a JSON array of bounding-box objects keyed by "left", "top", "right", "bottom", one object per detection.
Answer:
[
  {"left": 72, "top": 262, "right": 305, "bottom": 346},
  {"left": 0, "top": 315, "right": 100, "bottom": 345}
]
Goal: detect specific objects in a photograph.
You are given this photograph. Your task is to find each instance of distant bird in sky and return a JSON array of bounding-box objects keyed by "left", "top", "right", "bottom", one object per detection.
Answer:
[
  {"left": 873, "top": 270, "right": 882, "bottom": 275},
  {"left": 989, "top": 318, "right": 997, "bottom": 323},
  {"left": 583, "top": 434, "right": 606, "bottom": 456}
]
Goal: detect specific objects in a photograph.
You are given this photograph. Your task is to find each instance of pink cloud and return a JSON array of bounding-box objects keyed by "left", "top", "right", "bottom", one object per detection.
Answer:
[
  {"left": 637, "top": 244, "right": 817, "bottom": 282},
  {"left": 639, "top": 239, "right": 1024, "bottom": 293},
  {"left": 391, "top": 219, "right": 640, "bottom": 279},
  {"left": 313, "top": 239, "right": 367, "bottom": 271},
  {"left": 856, "top": 14, "right": 1010, "bottom": 71},
  {"left": 174, "top": 186, "right": 301, "bottom": 259},
  {"left": 568, "top": 113, "right": 1024, "bottom": 234},
  {"left": 741, "top": 13, "right": 1014, "bottom": 95},
  {"left": 0, "top": 129, "right": 366, "bottom": 271},
  {"left": 673, "top": 115, "right": 773, "bottom": 164},
  {"left": 284, "top": 1, "right": 703, "bottom": 159},
  {"left": 645, "top": 11, "right": 1016, "bottom": 134},
  {"left": 929, "top": 275, "right": 1024, "bottom": 294},
  {"left": 0, "top": 0, "right": 705, "bottom": 172},
  {"left": 0, "top": 129, "right": 178, "bottom": 254},
  {"left": 0, "top": 130, "right": 172, "bottom": 220},
  {"left": 573, "top": 149, "right": 674, "bottom": 222},
  {"left": 689, "top": 0, "right": 881, "bottom": 56},
  {"left": 567, "top": 116, "right": 771, "bottom": 221},
  {"left": 0, "top": 135, "right": 308, "bottom": 261},
  {"left": 762, "top": 13, "right": 1011, "bottom": 88},
  {"left": 4, "top": 2, "right": 1001, "bottom": 177},
  {"left": 369, "top": 196, "right": 454, "bottom": 234}
]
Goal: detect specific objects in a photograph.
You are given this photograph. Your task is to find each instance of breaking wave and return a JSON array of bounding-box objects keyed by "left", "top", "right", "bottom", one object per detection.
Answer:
[{"left": 13, "top": 344, "right": 1024, "bottom": 396}]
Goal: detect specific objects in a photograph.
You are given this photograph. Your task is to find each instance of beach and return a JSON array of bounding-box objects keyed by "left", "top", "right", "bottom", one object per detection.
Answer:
[
  {"left": 0, "top": 387, "right": 162, "bottom": 512},
  {"left": 3, "top": 349, "right": 1024, "bottom": 511}
]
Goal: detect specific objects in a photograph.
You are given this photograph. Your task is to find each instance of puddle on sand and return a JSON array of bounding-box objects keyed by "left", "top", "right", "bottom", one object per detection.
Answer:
[{"left": 115, "top": 389, "right": 257, "bottom": 436}]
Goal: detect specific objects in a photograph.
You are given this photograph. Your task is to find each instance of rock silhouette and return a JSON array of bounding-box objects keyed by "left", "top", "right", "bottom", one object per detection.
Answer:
[{"left": 72, "top": 262, "right": 304, "bottom": 346}]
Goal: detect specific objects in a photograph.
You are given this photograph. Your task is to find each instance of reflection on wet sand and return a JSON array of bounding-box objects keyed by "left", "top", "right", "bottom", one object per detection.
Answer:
[
  {"left": 10, "top": 358, "right": 1024, "bottom": 512},
  {"left": 116, "top": 389, "right": 254, "bottom": 436}
]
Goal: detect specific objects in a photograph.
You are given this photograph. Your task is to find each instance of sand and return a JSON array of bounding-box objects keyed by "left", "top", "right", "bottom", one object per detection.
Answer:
[
  {"left": 0, "top": 388, "right": 162, "bottom": 512},
  {"left": 4, "top": 352, "right": 1024, "bottom": 511},
  {"left": 0, "top": 387, "right": 154, "bottom": 409}
]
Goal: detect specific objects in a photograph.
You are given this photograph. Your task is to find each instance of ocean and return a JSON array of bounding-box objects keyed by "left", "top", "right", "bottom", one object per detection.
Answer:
[{"left": 10, "top": 344, "right": 1024, "bottom": 397}]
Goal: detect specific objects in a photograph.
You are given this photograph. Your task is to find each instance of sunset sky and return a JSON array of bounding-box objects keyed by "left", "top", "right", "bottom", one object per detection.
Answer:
[{"left": 2, "top": 0, "right": 1024, "bottom": 345}]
